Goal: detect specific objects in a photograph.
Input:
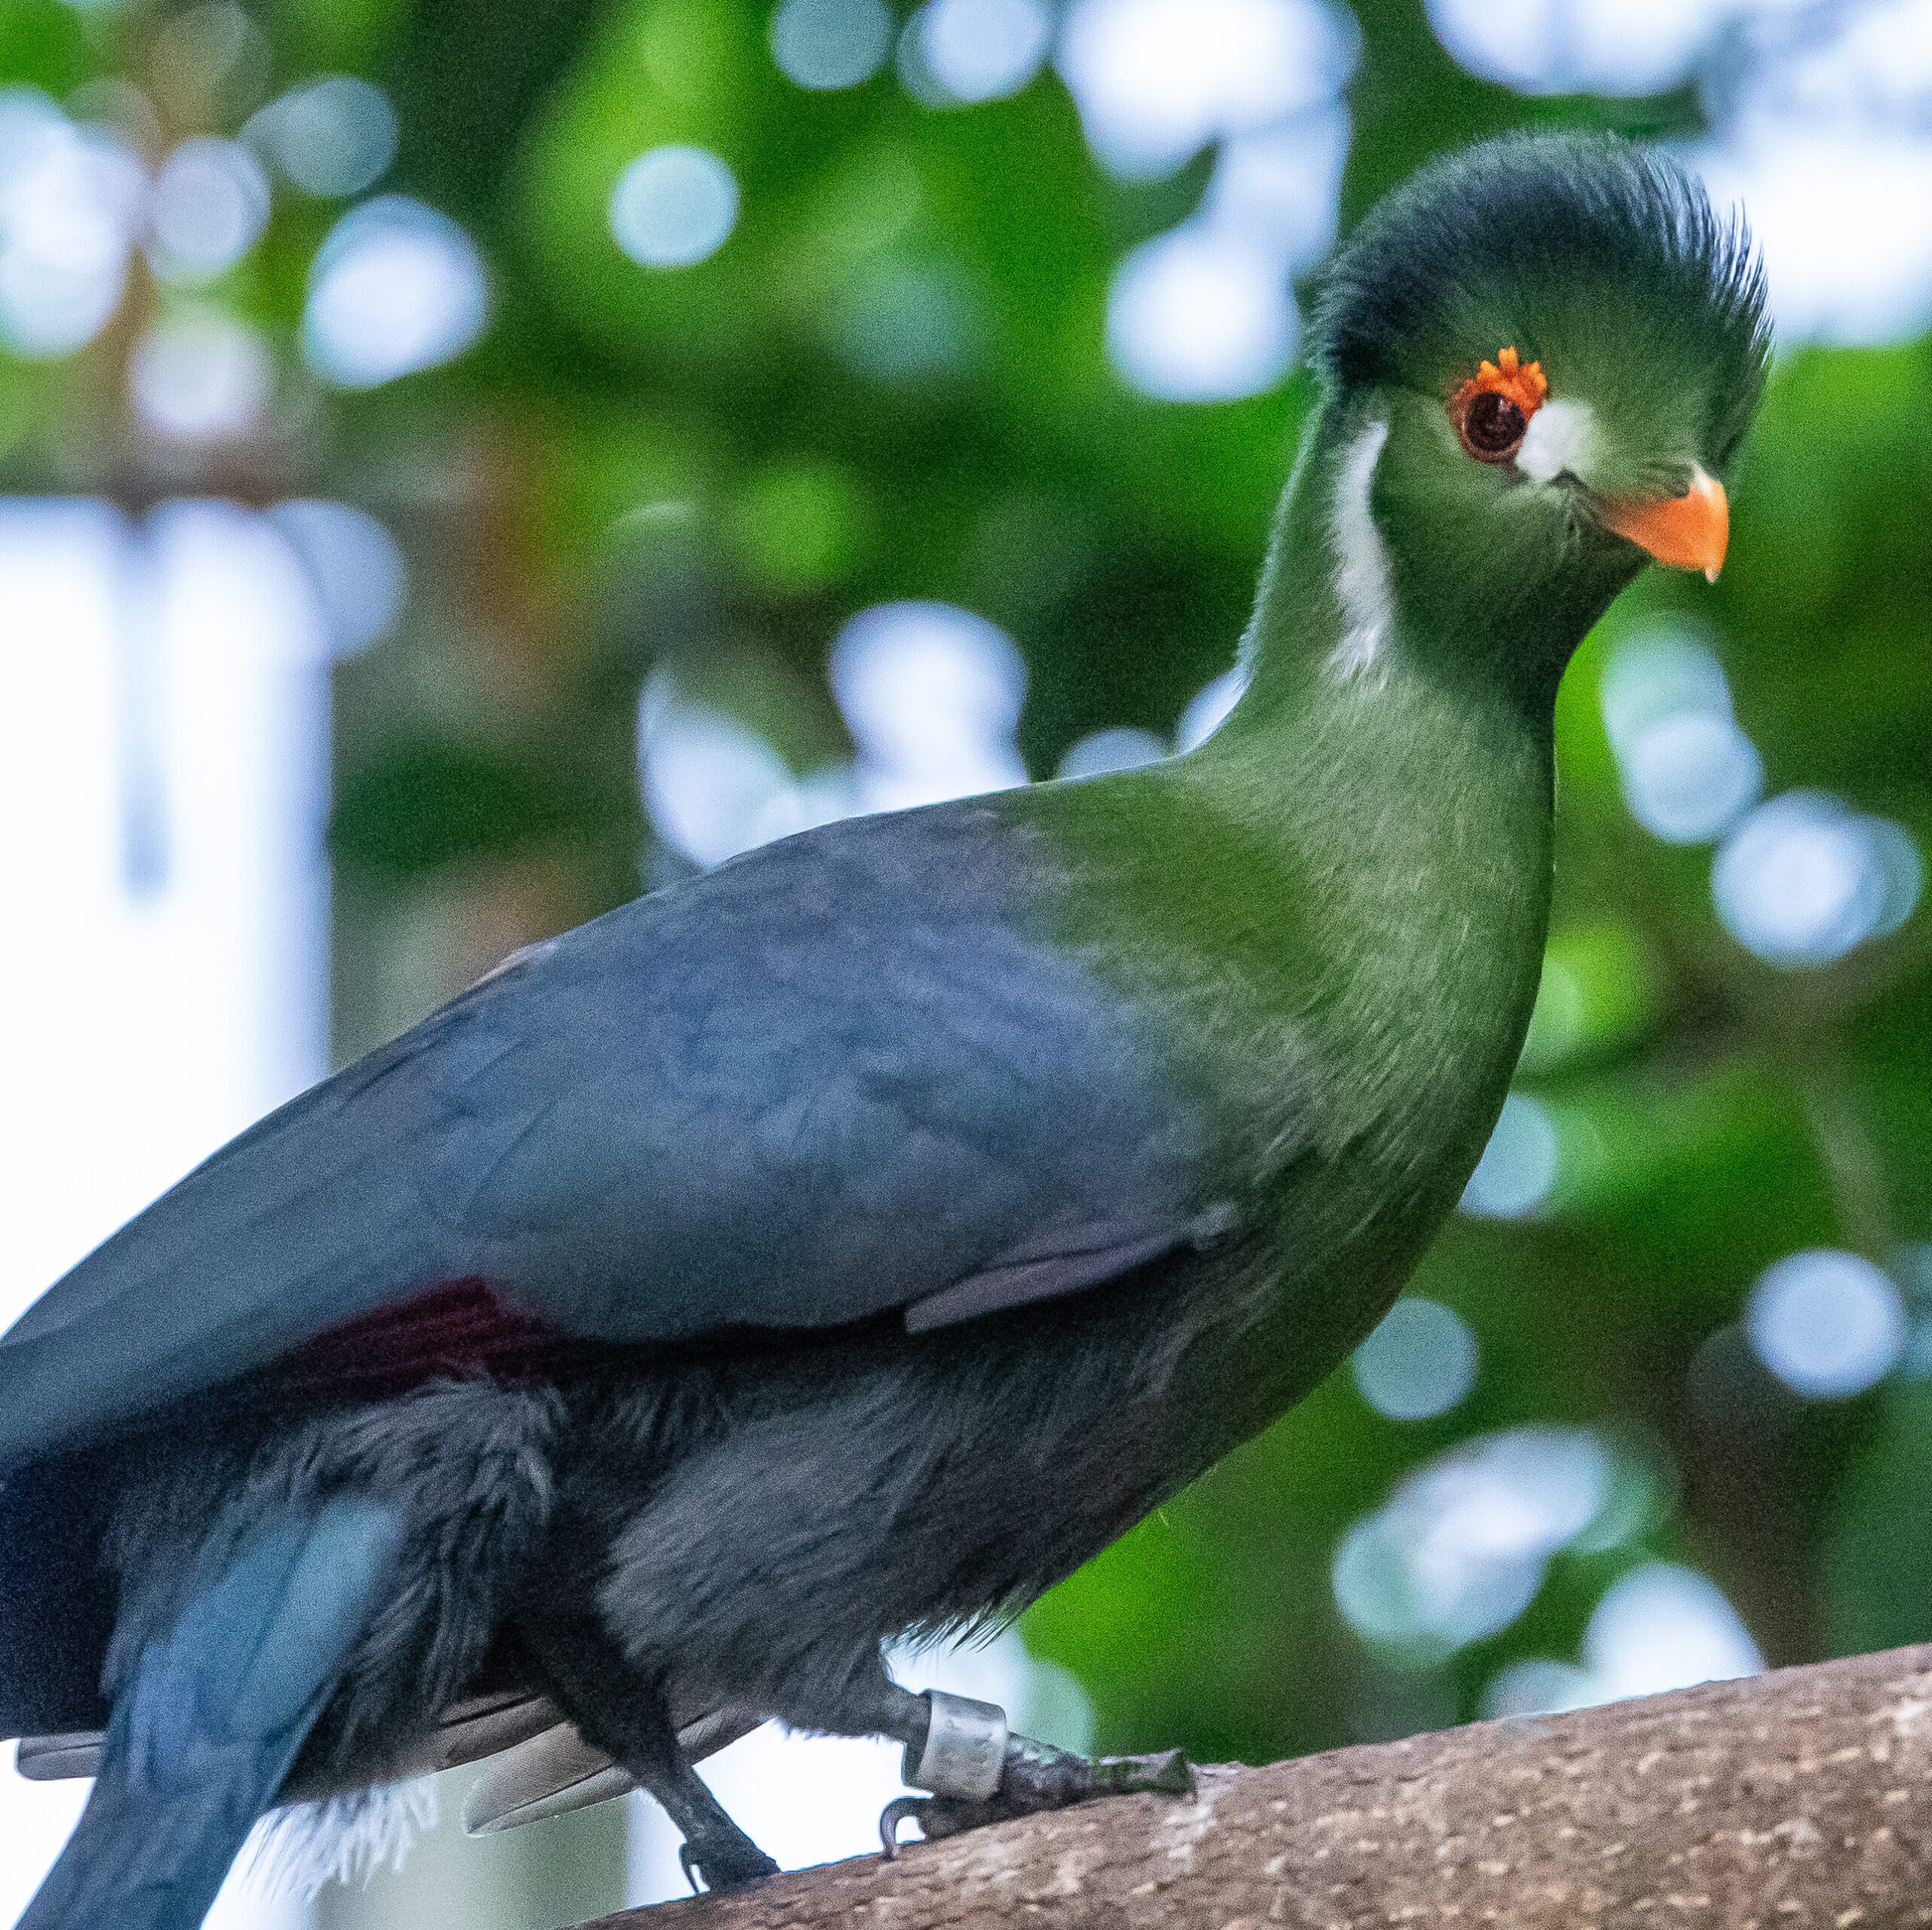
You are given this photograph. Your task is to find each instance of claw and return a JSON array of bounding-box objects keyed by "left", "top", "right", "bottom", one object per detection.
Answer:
[
  {"left": 882, "top": 1738, "right": 1197, "bottom": 1856},
  {"left": 678, "top": 1835, "right": 779, "bottom": 1892},
  {"left": 1091, "top": 1747, "right": 1195, "bottom": 1798},
  {"left": 879, "top": 1795, "right": 926, "bottom": 1857}
]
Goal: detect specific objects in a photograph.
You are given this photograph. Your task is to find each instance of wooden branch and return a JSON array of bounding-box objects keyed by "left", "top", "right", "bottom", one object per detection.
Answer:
[{"left": 580, "top": 1644, "right": 1932, "bottom": 1928}]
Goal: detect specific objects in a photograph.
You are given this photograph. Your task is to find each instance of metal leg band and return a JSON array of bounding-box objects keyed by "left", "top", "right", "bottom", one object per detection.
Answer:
[{"left": 903, "top": 1689, "right": 1007, "bottom": 1801}]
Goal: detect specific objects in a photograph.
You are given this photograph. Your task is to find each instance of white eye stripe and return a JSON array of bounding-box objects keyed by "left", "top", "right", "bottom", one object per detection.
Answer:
[
  {"left": 1328, "top": 417, "right": 1392, "bottom": 679},
  {"left": 1516, "top": 398, "right": 1595, "bottom": 483}
]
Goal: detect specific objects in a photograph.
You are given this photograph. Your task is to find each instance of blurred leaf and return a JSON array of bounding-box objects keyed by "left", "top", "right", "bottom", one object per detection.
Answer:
[
  {"left": 331, "top": 738, "right": 600, "bottom": 878},
  {"left": 1825, "top": 1383, "right": 1932, "bottom": 1656}
]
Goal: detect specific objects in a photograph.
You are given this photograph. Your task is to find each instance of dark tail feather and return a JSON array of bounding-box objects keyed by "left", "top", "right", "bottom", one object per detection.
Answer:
[
  {"left": 19, "top": 1496, "right": 405, "bottom": 1930},
  {"left": 16, "top": 1757, "right": 275, "bottom": 1930}
]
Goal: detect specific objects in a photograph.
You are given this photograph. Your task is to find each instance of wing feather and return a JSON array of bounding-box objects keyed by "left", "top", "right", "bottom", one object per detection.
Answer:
[{"left": 0, "top": 804, "right": 1221, "bottom": 1470}]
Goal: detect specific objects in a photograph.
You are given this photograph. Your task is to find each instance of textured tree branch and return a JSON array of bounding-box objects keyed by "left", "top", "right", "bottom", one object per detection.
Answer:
[{"left": 579, "top": 1643, "right": 1932, "bottom": 1928}]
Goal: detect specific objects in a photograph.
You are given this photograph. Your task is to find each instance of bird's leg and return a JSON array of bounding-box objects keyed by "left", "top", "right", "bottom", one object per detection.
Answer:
[
  {"left": 518, "top": 1607, "right": 776, "bottom": 1892},
  {"left": 761, "top": 1658, "right": 1192, "bottom": 1852},
  {"left": 878, "top": 1689, "right": 1194, "bottom": 1853}
]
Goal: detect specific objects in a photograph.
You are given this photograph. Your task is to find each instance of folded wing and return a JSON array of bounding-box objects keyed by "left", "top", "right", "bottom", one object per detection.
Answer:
[{"left": 0, "top": 804, "right": 1226, "bottom": 1472}]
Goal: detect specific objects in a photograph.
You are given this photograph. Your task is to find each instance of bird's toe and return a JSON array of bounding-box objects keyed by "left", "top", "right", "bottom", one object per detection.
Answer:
[
  {"left": 679, "top": 1833, "right": 779, "bottom": 1892},
  {"left": 881, "top": 1735, "right": 1195, "bottom": 1853}
]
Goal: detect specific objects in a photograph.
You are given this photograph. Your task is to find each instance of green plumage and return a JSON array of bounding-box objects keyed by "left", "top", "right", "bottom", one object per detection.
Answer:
[{"left": 1030, "top": 133, "right": 1768, "bottom": 1408}]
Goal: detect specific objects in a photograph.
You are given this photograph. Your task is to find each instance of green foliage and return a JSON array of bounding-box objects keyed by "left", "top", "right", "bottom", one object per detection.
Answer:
[{"left": 330, "top": 738, "right": 603, "bottom": 877}]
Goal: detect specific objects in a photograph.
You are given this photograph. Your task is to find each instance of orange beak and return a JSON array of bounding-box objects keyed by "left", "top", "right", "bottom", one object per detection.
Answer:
[{"left": 1599, "top": 463, "right": 1729, "bottom": 582}]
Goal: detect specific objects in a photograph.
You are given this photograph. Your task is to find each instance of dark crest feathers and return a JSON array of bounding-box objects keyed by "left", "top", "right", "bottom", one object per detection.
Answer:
[{"left": 1311, "top": 133, "right": 1770, "bottom": 463}]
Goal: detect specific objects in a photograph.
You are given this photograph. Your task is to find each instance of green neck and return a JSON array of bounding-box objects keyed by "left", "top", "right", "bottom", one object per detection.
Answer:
[
  {"left": 1232, "top": 398, "right": 1580, "bottom": 734},
  {"left": 1185, "top": 398, "right": 1562, "bottom": 1182}
]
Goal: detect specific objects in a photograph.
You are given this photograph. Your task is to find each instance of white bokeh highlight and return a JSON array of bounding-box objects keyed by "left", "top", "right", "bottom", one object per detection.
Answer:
[
  {"left": 1176, "top": 664, "right": 1249, "bottom": 750},
  {"left": 130, "top": 312, "right": 275, "bottom": 442},
  {"left": 0, "top": 499, "right": 334, "bottom": 1930},
  {"left": 913, "top": 0, "right": 1055, "bottom": 103},
  {"left": 1688, "top": 124, "right": 1932, "bottom": 349},
  {"left": 638, "top": 676, "right": 808, "bottom": 870},
  {"left": 245, "top": 75, "right": 398, "bottom": 199},
  {"left": 771, "top": 0, "right": 895, "bottom": 91},
  {"left": 638, "top": 602, "right": 1029, "bottom": 868},
  {"left": 303, "top": 196, "right": 488, "bottom": 388},
  {"left": 1205, "top": 106, "right": 1349, "bottom": 267},
  {"left": 1460, "top": 1092, "right": 1559, "bottom": 1219},
  {"left": 1601, "top": 630, "right": 1762, "bottom": 847},
  {"left": 1100, "top": 104, "right": 1349, "bottom": 401},
  {"left": 830, "top": 601, "right": 1029, "bottom": 810},
  {"left": 1427, "top": 0, "right": 1740, "bottom": 97},
  {"left": 0, "top": 88, "right": 146, "bottom": 357},
  {"left": 1582, "top": 1563, "right": 1764, "bottom": 1698},
  {"left": 1713, "top": 793, "right": 1921, "bottom": 970},
  {"left": 1057, "top": 725, "right": 1167, "bottom": 779},
  {"left": 1484, "top": 1562, "right": 1763, "bottom": 1716},
  {"left": 1619, "top": 714, "right": 1764, "bottom": 847},
  {"left": 609, "top": 146, "right": 740, "bottom": 270},
  {"left": 1418, "top": 0, "right": 1932, "bottom": 349},
  {"left": 1058, "top": 0, "right": 1355, "bottom": 402},
  {"left": 1746, "top": 1249, "right": 1907, "bottom": 1399},
  {"left": 1057, "top": 0, "right": 1356, "bottom": 178},
  {"left": 147, "top": 137, "right": 270, "bottom": 283},
  {"left": 269, "top": 499, "right": 409, "bottom": 658},
  {"left": 1689, "top": 0, "right": 1932, "bottom": 348},
  {"left": 1106, "top": 222, "right": 1299, "bottom": 401},
  {"left": 1334, "top": 1427, "right": 1614, "bottom": 1652},
  {"left": 1352, "top": 1297, "right": 1479, "bottom": 1421}
]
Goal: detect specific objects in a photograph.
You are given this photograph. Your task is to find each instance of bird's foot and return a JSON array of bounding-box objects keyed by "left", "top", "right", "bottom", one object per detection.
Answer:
[
  {"left": 678, "top": 1830, "right": 780, "bottom": 1893},
  {"left": 880, "top": 1720, "right": 1193, "bottom": 1854}
]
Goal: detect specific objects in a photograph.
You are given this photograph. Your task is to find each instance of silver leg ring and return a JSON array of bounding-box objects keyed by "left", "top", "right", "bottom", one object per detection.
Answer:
[{"left": 903, "top": 1689, "right": 1007, "bottom": 1800}]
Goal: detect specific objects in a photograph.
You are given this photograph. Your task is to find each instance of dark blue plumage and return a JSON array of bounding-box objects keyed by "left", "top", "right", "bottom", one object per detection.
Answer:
[
  {"left": 0, "top": 804, "right": 1215, "bottom": 1470},
  {"left": 17, "top": 1500, "right": 404, "bottom": 1930}
]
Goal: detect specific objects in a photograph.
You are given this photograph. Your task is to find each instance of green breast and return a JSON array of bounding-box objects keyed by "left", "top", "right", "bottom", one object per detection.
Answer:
[{"left": 1026, "top": 646, "right": 1555, "bottom": 1319}]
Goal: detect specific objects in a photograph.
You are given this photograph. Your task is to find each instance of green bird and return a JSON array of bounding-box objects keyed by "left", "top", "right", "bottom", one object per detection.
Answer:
[{"left": 0, "top": 131, "right": 1766, "bottom": 1924}]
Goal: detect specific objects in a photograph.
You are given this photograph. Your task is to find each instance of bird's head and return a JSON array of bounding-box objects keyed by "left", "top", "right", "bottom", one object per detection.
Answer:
[{"left": 1306, "top": 134, "right": 1769, "bottom": 697}]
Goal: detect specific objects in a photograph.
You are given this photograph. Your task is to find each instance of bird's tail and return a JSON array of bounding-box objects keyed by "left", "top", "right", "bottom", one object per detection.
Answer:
[{"left": 17, "top": 1495, "right": 405, "bottom": 1930}]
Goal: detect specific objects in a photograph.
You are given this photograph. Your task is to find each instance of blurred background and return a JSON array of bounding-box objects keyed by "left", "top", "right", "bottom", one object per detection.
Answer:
[{"left": 1, "top": 0, "right": 1928, "bottom": 1922}]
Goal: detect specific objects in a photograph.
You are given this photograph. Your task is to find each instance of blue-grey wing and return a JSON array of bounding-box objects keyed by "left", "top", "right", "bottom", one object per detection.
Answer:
[{"left": 0, "top": 803, "right": 1218, "bottom": 1469}]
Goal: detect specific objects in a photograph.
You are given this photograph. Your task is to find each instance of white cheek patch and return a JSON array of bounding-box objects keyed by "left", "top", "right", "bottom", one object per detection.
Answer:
[
  {"left": 1328, "top": 417, "right": 1392, "bottom": 678},
  {"left": 1516, "top": 396, "right": 1596, "bottom": 483}
]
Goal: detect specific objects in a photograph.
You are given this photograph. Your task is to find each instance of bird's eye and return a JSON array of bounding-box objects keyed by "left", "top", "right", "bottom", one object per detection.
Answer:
[
  {"left": 1460, "top": 392, "right": 1527, "bottom": 459},
  {"left": 1449, "top": 346, "right": 1547, "bottom": 466}
]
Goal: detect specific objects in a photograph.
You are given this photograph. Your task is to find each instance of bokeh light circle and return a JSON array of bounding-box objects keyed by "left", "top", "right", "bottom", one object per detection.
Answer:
[
  {"left": 771, "top": 0, "right": 894, "bottom": 90},
  {"left": 915, "top": 0, "right": 1054, "bottom": 103},
  {"left": 1746, "top": 1249, "right": 1906, "bottom": 1399},
  {"left": 130, "top": 312, "right": 272, "bottom": 440},
  {"left": 1057, "top": 726, "right": 1165, "bottom": 779},
  {"left": 1713, "top": 792, "right": 1921, "bottom": 969},
  {"left": 1333, "top": 1426, "right": 1611, "bottom": 1652},
  {"left": 1106, "top": 224, "right": 1296, "bottom": 401},
  {"left": 1619, "top": 712, "right": 1763, "bottom": 845},
  {"left": 303, "top": 196, "right": 488, "bottom": 388},
  {"left": 270, "top": 499, "right": 408, "bottom": 657},
  {"left": 245, "top": 76, "right": 397, "bottom": 198},
  {"left": 1353, "top": 1297, "right": 1479, "bottom": 1421},
  {"left": 148, "top": 137, "right": 269, "bottom": 281},
  {"left": 1459, "top": 1093, "right": 1558, "bottom": 1219},
  {"left": 609, "top": 146, "right": 740, "bottom": 269}
]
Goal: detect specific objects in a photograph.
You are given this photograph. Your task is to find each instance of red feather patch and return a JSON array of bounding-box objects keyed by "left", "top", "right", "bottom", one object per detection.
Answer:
[{"left": 278, "top": 1278, "right": 567, "bottom": 1397}]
